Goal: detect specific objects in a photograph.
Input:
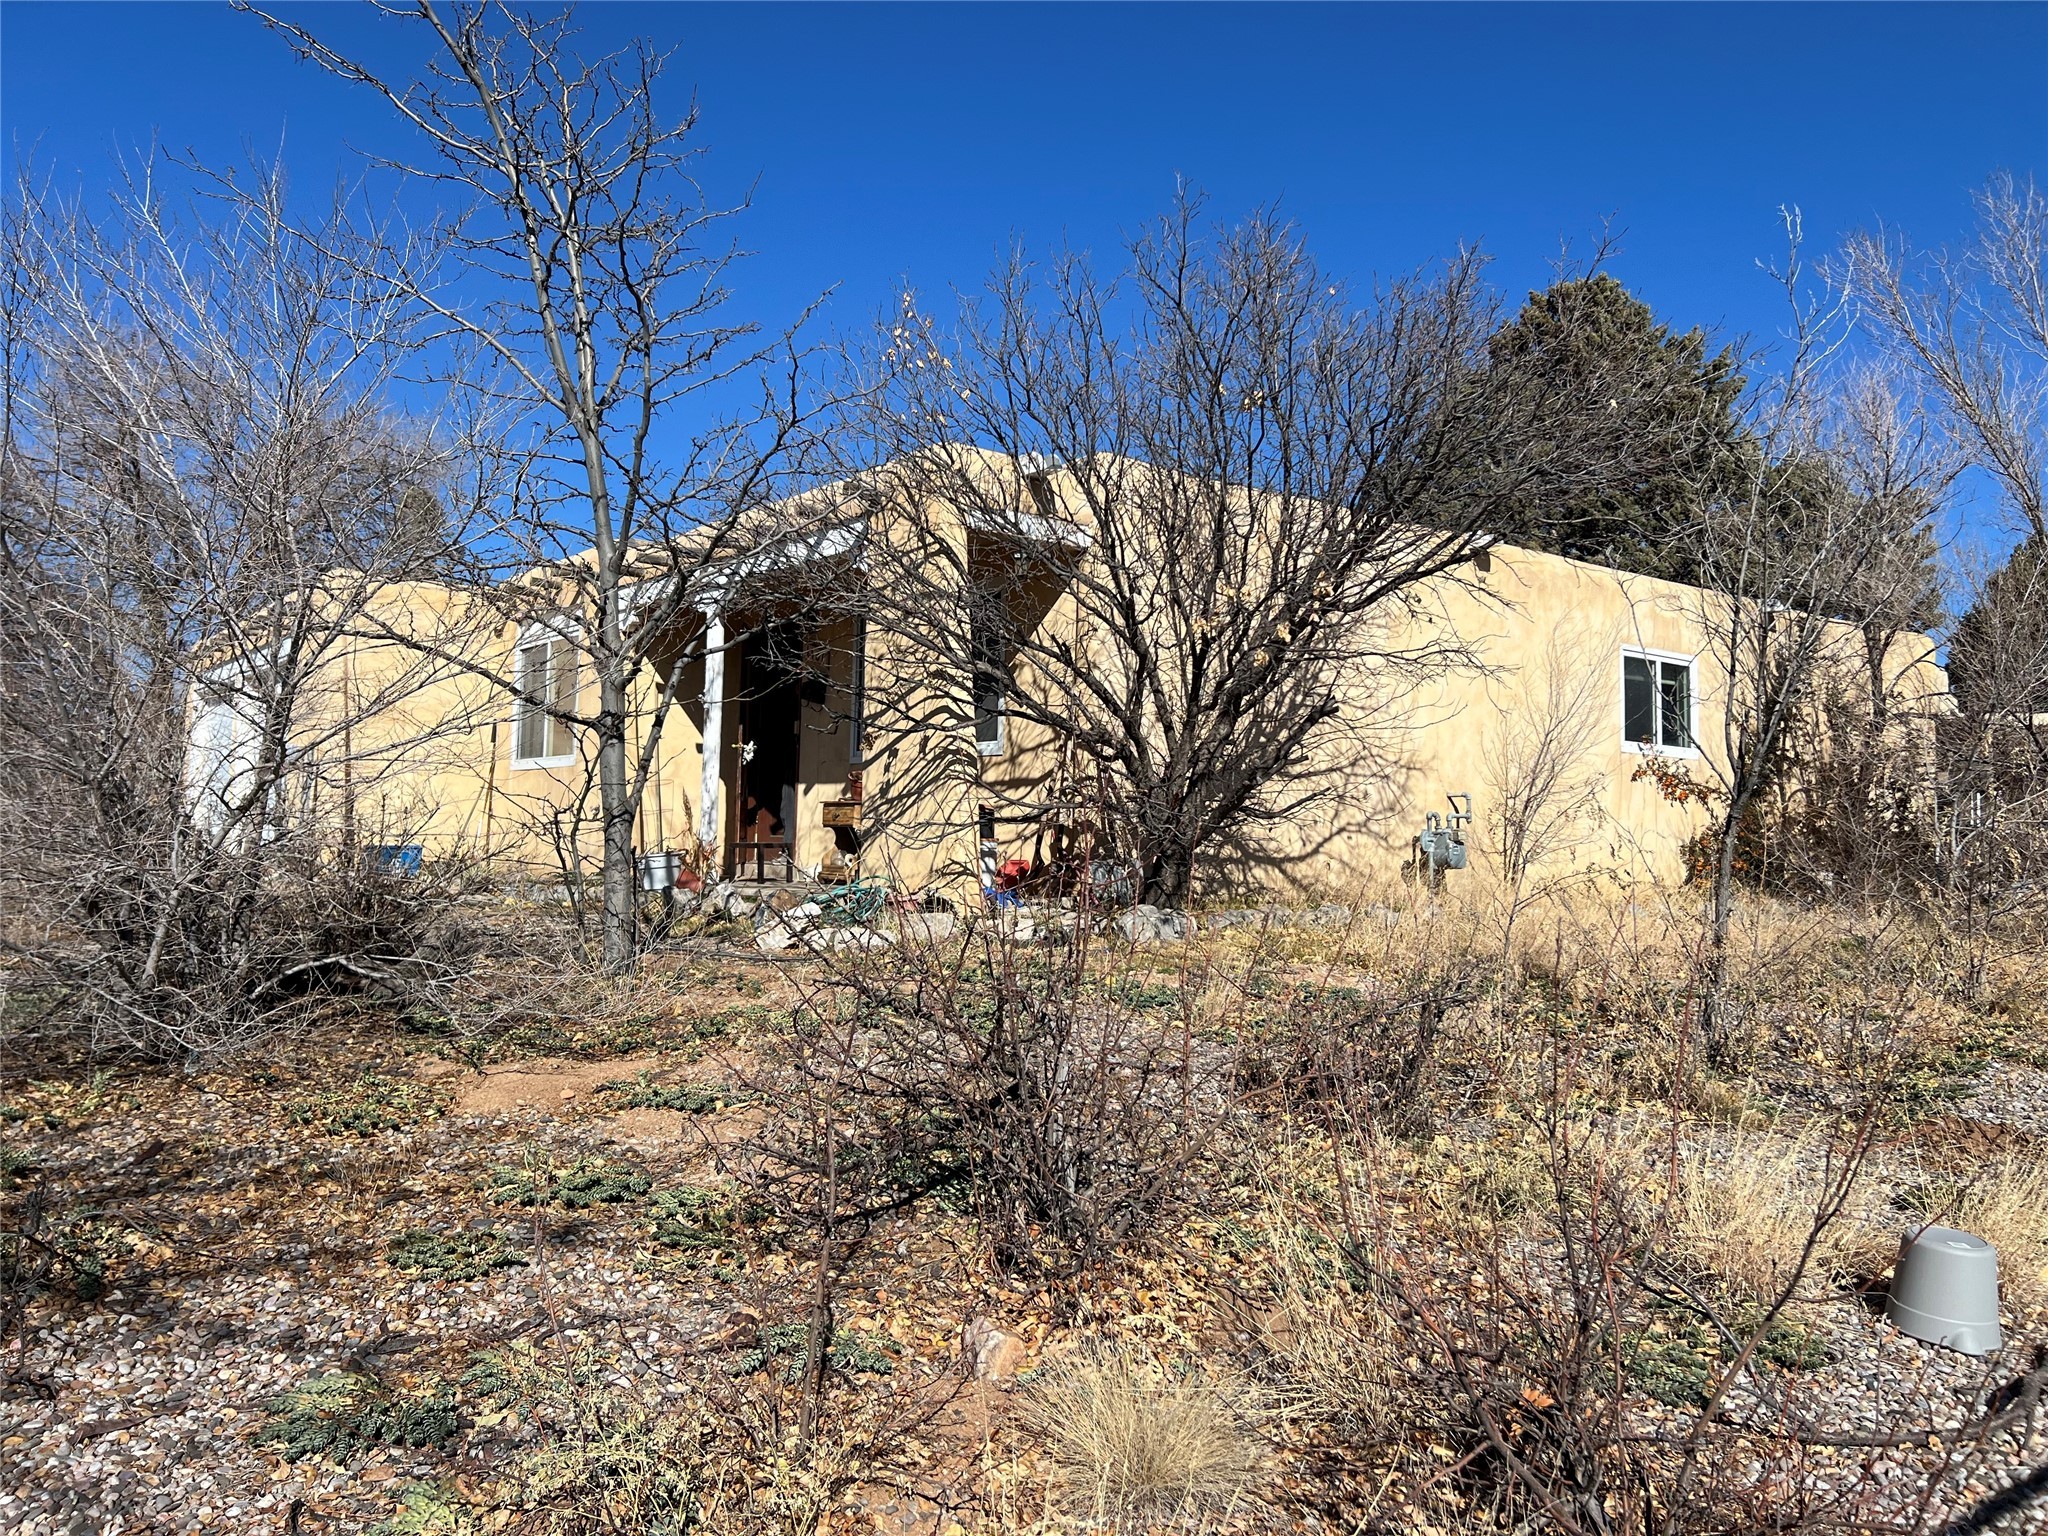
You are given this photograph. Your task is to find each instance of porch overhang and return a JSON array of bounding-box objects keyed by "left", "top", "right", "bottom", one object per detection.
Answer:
[
  {"left": 962, "top": 502, "right": 1092, "bottom": 553},
  {"left": 620, "top": 518, "right": 868, "bottom": 635}
]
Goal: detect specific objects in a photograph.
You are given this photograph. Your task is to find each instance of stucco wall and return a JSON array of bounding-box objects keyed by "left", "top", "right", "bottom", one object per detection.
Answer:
[{"left": 283, "top": 505, "right": 1947, "bottom": 905}]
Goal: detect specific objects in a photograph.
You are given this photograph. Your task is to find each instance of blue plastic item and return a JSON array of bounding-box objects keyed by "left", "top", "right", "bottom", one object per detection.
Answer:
[{"left": 368, "top": 844, "right": 423, "bottom": 876}]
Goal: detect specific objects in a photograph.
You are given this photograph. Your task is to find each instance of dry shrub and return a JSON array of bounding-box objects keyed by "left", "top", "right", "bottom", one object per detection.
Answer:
[
  {"left": 784, "top": 931, "right": 1218, "bottom": 1278},
  {"left": 1019, "top": 1344, "right": 1257, "bottom": 1530},
  {"left": 1254, "top": 1285, "right": 1402, "bottom": 1449},
  {"left": 503, "top": 1401, "right": 710, "bottom": 1534},
  {"left": 1950, "top": 1154, "right": 2048, "bottom": 1318},
  {"left": 469, "top": 1338, "right": 900, "bottom": 1536},
  {"left": 1411, "top": 1122, "right": 1561, "bottom": 1231},
  {"left": 1671, "top": 1125, "right": 1885, "bottom": 1300},
  {"left": 1690, "top": 1076, "right": 1776, "bottom": 1128}
]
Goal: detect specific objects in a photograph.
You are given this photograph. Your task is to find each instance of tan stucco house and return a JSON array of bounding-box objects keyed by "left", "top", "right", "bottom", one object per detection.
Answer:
[{"left": 185, "top": 451, "right": 1948, "bottom": 906}]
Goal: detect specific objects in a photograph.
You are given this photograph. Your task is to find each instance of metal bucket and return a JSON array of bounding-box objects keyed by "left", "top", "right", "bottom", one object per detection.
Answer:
[
  {"left": 638, "top": 851, "right": 682, "bottom": 892},
  {"left": 1887, "top": 1225, "right": 2002, "bottom": 1355}
]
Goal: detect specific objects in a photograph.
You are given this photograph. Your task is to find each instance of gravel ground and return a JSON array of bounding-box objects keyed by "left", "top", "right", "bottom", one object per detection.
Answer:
[
  {"left": 0, "top": 1252, "right": 683, "bottom": 1536},
  {"left": 1963, "top": 1060, "right": 2048, "bottom": 1139},
  {"left": 5, "top": 1005, "right": 2046, "bottom": 1534},
  {"left": 1799, "top": 1300, "right": 2047, "bottom": 1530},
  {"left": 0, "top": 1021, "right": 1002, "bottom": 1536},
  {"left": 0, "top": 1062, "right": 759, "bottom": 1536}
]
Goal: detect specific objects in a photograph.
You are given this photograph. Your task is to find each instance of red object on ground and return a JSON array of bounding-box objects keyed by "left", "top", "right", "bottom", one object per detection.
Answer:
[
  {"left": 674, "top": 868, "right": 705, "bottom": 894},
  {"left": 995, "top": 858, "right": 1032, "bottom": 891}
]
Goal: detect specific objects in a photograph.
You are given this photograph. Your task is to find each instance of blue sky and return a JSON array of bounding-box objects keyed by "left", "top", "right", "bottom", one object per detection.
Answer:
[{"left": 4, "top": 2, "right": 2045, "bottom": 550}]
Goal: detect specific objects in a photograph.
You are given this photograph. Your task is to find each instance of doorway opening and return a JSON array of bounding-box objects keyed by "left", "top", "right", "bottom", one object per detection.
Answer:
[{"left": 731, "top": 617, "right": 804, "bottom": 882}]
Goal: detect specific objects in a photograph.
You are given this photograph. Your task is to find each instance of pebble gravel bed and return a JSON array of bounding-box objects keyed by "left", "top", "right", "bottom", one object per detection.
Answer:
[
  {"left": 0, "top": 1070, "right": 742, "bottom": 1536},
  {"left": 1962, "top": 1060, "right": 2048, "bottom": 1139},
  {"left": 5, "top": 1016, "right": 2047, "bottom": 1534}
]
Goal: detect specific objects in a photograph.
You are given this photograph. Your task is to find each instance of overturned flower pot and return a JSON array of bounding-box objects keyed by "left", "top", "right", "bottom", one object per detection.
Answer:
[{"left": 1887, "top": 1225, "right": 2003, "bottom": 1356}]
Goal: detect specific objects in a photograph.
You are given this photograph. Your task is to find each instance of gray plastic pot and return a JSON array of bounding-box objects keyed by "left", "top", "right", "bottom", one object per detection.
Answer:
[{"left": 1887, "top": 1225, "right": 2003, "bottom": 1356}]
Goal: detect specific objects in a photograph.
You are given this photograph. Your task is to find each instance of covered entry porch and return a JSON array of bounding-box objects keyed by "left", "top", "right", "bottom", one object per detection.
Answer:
[
  {"left": 637, "top": 519, "right": 869, "bottom": 886},
  {"left": 692, "top": 607, "right": 865, "bottom": 884}
]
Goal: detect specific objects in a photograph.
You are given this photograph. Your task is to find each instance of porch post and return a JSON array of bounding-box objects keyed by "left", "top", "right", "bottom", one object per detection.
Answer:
[{"left": 699, "top": 606, "right": 725, "bottom": 852}]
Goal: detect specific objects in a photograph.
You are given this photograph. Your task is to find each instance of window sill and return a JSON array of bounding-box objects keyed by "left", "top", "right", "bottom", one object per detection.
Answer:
[
  {"left": 510, "top": 754, "right": 577, "bottom": 771},
  {"left": 1620, "top": 740, "right": 1701, "bottom": 760}
]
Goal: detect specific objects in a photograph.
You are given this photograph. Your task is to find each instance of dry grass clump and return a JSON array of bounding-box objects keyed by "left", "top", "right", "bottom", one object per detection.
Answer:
[
  {"left": 1690, "top": 1077, "right": 1777, "bottom": 1128},
  {"left": 1407, "top": 1123, "right": 1564, "bottom": 1233},
  {"left": 1252, "top": 1283, "right": 1403, "bottom": 1449},
  {"left": 497, "top": 1401, "right": 706, "bottom": 1534},
  {"left": 1247, "top": 1188, "right": 1409, "bottom": 1448},
  {"left": 1949, "top": 1154, "right": 2048, "bottom": 1318},
  {"left": 1019, "top": 1344, "right": 1258, "bottom": 1531},
  {"left": 1671, "top": 1125, "right": 1885, "bottom": 1301}
]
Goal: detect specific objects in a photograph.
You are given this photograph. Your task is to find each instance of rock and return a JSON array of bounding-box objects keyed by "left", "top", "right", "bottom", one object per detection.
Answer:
[
  {"left": 896, "top": 909, "right": 957, "bottom": 944},
  {"left": 981, "top": 908, "right": 1061, "bottom": 945},
  {"left": 1258, "top": 1304, "right": 1300, "bottom": 1352},
  {"left": 754, "top": 899, "right": 826, "bottom": 951},
  {"left": 1203, "top": 906, "right": 1279, "bottom": 931},
  {"left": 1113, "top": 903, "right": 1191, "bottom": 944},
  {"left": 961, "top": 1317, "right": 1027, "bottom": 1381},
  {"left": 1032, "top": 914, "right": 1074, "bottom": 947},
  {"left": 805, "top": 926, "right": 895, "bottom": 953},
  {"left": 1301, "top": 903, "right": 1354, "bottom": 927},
  {"left": 704, "top": 1307, "right": 762, "bottom": 1350},
  {"left": 703, "top": 882, "right": 754, "bottom": 921}
]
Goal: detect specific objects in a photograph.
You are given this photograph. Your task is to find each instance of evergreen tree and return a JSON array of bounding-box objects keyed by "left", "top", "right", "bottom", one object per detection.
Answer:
[
  {"left": 1949, "top": 533, "right": 2048, "bottom": 718},
  {"left": 1486, "top": 274, "right": 1745, "bottom": 581}
]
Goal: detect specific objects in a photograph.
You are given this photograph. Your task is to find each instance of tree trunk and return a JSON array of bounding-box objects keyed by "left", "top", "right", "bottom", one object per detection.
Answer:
[
  {"left": 597, "top": 659, "right": 638, "bottom": 974},
  {"left": 1140, "top": 836, "right": 1196, "bottom": 908},
  {"left": 1700, "top": 797, "right": 1744, "bottom": 1064}
]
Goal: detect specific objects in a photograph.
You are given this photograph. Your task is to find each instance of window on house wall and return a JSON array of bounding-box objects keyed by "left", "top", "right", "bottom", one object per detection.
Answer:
[
  {"left": 970, "top": 597, "right": 1008, "bottom": 757},
  {"left": 1622, "top": 650, "right": 1694, "bottom": 752},
  {"left": 513, "top": 632, "right": 577, "bottom": 766},
  {"left": 187, "top": 666, "right": 274, "bottom": 836},
  {"left": 848, "top": 614, "right": 868, "bottom": 767}
]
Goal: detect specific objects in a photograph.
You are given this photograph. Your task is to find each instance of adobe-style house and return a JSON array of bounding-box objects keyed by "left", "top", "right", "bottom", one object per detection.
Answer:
[{"left": 185, "top": 450, "right": 1948, "bottom": 905}]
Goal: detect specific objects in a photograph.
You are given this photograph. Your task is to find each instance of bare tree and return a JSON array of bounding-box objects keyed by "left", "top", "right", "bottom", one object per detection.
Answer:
[
  {"left": 249, "top": 0, "right": 829, "bottom": 970},
  {"left": 1678, "top": 224, "right": 1952, "bottom": 1058},
  {"left": 1482, "top": 620, "right": 1613, "bottom": 964},
  {"left": 1847, "top": 177, "right": 2048, "bottom": 936},
  {"left": 0, "top": 163, "right": 482, "bottom": 1063},
  {"left": 1941, "top": 537, "right": 2048, "bottom": 951},
  {"left": 1843, "top": 172, "right": 2047, "bottom": 541},
  {"left": 851, "top": 198, "right": 1623, "bottom": 906}
]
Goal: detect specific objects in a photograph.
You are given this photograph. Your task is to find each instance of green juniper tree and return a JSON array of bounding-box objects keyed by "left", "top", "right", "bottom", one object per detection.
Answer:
[{"left": 1486, "top": 273, "right": 1746, "bottom": 582}]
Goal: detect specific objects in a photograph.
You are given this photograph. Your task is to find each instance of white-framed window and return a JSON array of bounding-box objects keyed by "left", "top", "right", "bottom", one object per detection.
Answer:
[
  {"left": 970, "top": 598, "right": 1008, "bottom": 757},
  {"left": 1621, "top": 647, "right": 1696, "bottom": 755},
  {"left": 512, "top": 628, "right": 578, "bottom": 768}
]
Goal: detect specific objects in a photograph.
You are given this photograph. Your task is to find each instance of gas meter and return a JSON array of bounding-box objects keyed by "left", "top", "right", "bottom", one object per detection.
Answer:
[{"left": 1416, "top": 792, "right": 1472, "bottom": 873}]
